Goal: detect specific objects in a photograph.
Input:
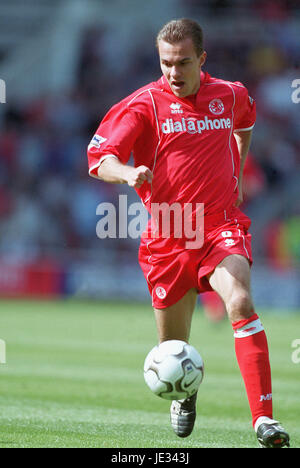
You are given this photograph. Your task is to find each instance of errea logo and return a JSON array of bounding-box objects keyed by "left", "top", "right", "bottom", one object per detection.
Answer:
[
  {"left": 170, "top": 102, "right": 183, "bottom": 114},
  {"left": 225, "top": 239, "right": 235, "bottom": 246}
]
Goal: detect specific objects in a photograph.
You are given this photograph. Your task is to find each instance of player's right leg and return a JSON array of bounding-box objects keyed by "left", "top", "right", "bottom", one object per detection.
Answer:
[
  {"left": 153, "top": 288, "right": 197, "bottom": 344},
  {"left": 154, "top": 288, "right": 199, "bottom": 438},
  {"left": 139, "top": 237, "right": 201, "bottom": 437}
]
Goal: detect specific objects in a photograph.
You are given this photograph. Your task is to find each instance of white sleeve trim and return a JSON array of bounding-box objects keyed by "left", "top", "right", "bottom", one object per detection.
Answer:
[
  {"left": 234, "top": 123, "right": 255, "bottom": 132},
  {"left": 88, "top": 154, "right": 118, "bottom": 176}
]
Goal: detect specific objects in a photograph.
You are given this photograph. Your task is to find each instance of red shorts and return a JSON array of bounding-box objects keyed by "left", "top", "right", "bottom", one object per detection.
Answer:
[{"left": 138, "top": 207, "right": 252, "bottom": 309}]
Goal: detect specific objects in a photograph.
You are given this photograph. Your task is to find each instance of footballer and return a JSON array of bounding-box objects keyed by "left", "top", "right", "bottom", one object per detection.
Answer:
[{"left": 87, "top": 19, "right": 290, "bottom": 448}]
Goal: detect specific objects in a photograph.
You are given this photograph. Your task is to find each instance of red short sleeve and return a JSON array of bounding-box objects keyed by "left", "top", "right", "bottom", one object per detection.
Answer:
[
  {"left": 87, "top": 102, "right": 145, "bottom": 176},
  {"left": 233, "top": 83, "right": 256, "bottom": 132}
]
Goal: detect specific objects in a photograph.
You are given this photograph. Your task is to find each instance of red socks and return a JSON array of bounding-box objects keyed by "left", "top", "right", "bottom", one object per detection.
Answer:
[{"left": 232, "top": 313, "right": 273, "bottom": 427}]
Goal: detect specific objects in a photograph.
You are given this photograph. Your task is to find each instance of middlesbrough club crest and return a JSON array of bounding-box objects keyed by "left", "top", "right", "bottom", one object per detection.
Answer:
[
  {"left": 156, "top": 286, "right": 167, "bottom": 299},
  {"left": 209, "top": 98, "right": 224, "bottom": 115}
]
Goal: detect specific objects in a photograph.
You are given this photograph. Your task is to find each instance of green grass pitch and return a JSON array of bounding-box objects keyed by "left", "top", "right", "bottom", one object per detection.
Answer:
[{"left": 0, "top": 299, "right": 299, "bottom": 448}]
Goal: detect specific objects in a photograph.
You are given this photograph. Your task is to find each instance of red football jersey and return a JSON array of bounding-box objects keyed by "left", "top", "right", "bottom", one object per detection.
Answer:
[{"left": 88, "top": 71, "right": 256, "bottom": 221}]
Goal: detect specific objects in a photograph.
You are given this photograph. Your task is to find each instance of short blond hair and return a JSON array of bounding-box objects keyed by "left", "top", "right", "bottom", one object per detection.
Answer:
[{"left": 156, "top": 18, "right": 204, "bottom": 57}]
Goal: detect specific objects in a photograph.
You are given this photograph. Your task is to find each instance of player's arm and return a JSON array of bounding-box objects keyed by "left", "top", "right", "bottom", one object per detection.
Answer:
[
  {"left": 97, "top": 155, "right": 153, "bottom": 189},
  {"left": 233, "top": 129, "right": 252, "bottom": 207}
]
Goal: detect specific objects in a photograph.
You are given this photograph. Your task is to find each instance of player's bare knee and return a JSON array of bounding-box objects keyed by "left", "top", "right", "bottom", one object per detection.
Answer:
[{"left": 226, "top": 292, "right": 253, "bottom": 323}]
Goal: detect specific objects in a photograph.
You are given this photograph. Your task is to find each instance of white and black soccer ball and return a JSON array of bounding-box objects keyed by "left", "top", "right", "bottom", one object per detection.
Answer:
[{"left": 144, "top": 340, "right": 204, "bottom": 400}]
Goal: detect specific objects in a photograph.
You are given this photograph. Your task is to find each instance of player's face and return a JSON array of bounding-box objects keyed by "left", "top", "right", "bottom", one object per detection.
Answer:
[{"left": 158, "top": 38, "right": 206, "bottom": 98}]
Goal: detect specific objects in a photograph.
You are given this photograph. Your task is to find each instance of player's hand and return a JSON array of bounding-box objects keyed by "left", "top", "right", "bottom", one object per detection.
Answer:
[{"left": 126, "top": 165, "right": 153, "bottom": 189}]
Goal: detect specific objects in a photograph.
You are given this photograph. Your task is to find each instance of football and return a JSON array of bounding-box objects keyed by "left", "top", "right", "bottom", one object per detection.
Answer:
[{"left": 144, "top": 340, "right": 204, "bottom": 400}]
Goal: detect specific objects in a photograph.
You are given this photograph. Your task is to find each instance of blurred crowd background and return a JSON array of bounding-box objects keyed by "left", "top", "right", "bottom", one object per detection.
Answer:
[{"left": 0, "top": 0, "right": 299, "bottom": 307}]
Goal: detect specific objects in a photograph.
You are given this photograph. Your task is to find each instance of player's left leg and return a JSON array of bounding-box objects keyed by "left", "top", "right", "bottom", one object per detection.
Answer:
[{"left": 208, "top": 254, "right": 290, "bottom": 447}]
